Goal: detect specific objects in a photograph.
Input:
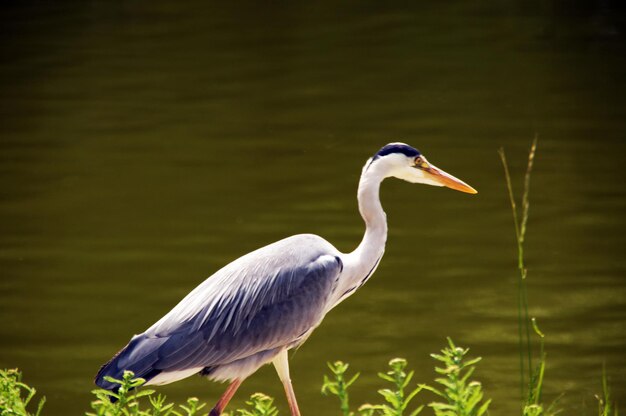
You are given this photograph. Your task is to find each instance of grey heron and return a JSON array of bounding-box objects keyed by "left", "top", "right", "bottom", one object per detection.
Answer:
[{"left": 95, "top": 143, "right": 477, "bottom": 415}]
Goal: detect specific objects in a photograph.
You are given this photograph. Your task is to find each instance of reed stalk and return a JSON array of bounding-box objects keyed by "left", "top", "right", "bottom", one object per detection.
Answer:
[{"left": 498, "top": 137, "right": 538, "bottom": 405}]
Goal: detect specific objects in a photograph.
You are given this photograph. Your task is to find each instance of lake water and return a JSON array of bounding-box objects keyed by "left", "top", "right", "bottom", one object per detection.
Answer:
[{"left": 1, "top": 2, "right": 625, "bottom": 414}]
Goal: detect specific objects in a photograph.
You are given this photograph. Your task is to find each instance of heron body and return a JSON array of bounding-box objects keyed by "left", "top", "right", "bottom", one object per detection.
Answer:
[{"left": 95, "top": 143, "right": 476, "bottom": 415}]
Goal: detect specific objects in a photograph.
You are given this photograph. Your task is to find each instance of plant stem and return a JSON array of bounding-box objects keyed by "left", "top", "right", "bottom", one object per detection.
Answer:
[
  {"left": 520, "top": 138, "right": 538, "bottom": 394},
  {"left": 498, "top": 147, "right": 525, "bottom": 402},
  {"left": 498, "top": 138, "right": 538, "bottom": 407}
]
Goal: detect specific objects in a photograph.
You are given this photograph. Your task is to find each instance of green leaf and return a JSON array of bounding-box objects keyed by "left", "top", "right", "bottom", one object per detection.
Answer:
[
  {"left": 134, "top": 389, "right": 156, "bottom": 398},
  {"left": 477, "top": 398, "right": 492, "bottom": 416},
  {"left": 377, "top": 372, "right": 396, "bottom": 383},
  {"left": 408, "top": 405, "right": 424, "bottom": 416},
  {"left": 103, "top": 375, "right": 124, "bottom": 385}
]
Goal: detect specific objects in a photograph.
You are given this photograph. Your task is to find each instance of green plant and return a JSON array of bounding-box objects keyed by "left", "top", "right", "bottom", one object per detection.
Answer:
[
  {"left": 88, "top": 370, "right": 205, "bottom": 416},
  {"left": 321, "top": 361, "right": 360, "bottom": 416},
  {"left": 498, "top": 138, "right": 537, "bottom": 402},
  {"left": 595, "top": 365, "right": 618, "bottom": 416},
  {"left": 232, "top": 393, "right": 279, "bottom": 416},
  {"left": 521, "top": 320, "right": 561, "bottom": 416},
  {"left": 500, "top": 140, "right": 566, "bottom": 416},
  {"left": 89, "top": 370, "right": 155, "bottom": 415},
  {"left": 421, "top": 338, "right": 490, "bottom": 416},
  {"left": 0, "top": 369, "right": 45, "bottom": 416},
  {"left": 322, "top": 358, "right": 423, "bottom": 416},
  {"left": 522, "top": 318, "right": 546, "bottom": 416},
  {"left": 176, "top": 398, "right": 205, "bottom": 416},
  {"left": 359, "top": 358, "right": 423, "bottom": 416}
]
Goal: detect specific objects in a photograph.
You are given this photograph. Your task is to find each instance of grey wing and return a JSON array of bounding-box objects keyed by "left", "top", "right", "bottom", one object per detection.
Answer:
[{"left": 95, "top": 235, "right": 342, "bottom": 388}]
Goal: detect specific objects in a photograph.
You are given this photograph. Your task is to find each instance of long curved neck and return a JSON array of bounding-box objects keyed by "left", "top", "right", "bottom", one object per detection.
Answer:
[
  {"left": 330, "top": 164, "right": 388, "bottom": 307},
  {"left": 354, "top": 168, "right": 388, "bottom": 260}
]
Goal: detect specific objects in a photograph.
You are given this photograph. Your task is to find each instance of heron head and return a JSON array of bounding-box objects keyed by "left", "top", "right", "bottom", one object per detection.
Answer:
[{"left": 366, "top": 143, "right": 477, "bottom": 194}]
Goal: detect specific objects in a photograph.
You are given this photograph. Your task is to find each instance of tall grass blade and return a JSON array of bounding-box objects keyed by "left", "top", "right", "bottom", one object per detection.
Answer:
[{"left": 499, "top": 138, "right": 539, "bottom": 408}]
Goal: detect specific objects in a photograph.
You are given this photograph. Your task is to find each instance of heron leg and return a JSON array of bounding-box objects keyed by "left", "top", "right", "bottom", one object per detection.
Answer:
[
  {"left": 272, "top": 349, "right": 301, "bottom": 416},
  {"left": 209, "top": 378, "right": 243, "bottom": 416}
]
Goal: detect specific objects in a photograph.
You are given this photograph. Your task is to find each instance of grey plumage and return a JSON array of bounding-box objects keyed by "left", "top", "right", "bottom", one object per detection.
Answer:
[{"left": 95, "top": 234, "right": 342, "bottom": 389}]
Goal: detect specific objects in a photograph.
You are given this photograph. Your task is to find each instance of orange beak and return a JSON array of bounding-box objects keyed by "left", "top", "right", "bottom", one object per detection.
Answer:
[{"left": 424, "top": 164, "right": 478, "bottom": 194}]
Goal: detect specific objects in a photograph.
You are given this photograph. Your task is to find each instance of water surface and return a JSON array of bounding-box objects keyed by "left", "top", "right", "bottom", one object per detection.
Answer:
[{"left": 1, "top": 2, "right": 625, "bottom": 414}]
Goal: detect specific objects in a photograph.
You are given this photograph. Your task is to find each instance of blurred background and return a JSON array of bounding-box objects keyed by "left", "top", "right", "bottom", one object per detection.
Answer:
[{"left": 1, "top": 1, "right": 625, "bottom": 414}]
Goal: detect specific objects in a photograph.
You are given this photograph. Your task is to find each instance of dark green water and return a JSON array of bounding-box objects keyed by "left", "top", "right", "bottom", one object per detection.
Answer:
[{"left": 1, "top": 2, "right": 625, "bottom": 414}]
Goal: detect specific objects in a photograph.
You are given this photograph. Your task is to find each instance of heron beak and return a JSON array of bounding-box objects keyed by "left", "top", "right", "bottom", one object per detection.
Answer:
[{"left": 423, "top": 164, "right": 478, "bottom": 194}]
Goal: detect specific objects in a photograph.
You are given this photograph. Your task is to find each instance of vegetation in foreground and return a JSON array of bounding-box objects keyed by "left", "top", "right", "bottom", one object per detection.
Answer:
[
  {"left": 500, "top": 139, "right": 559, "bottom": 416},
  {"left": 0, "top": 369, "right": 45, "bottom": 416},
  {"left": 0, "top": 342, "right": 618, "bottom": 416},
  {"left": 322, "top": 338, "right": 490, "bottom": 416},
  {"left": 1, "top": 142, "right": 620, "bottom": 416}
]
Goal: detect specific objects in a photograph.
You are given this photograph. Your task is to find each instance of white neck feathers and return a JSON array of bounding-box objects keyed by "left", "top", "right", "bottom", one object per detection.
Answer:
[{"left": 330, "top": 160, "right": 389, "bottom": 307}]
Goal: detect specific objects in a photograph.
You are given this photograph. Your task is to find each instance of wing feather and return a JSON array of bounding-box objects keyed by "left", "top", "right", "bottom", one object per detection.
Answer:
[{"left": 95, "top": 234, "right": 342, "bottom": 389}]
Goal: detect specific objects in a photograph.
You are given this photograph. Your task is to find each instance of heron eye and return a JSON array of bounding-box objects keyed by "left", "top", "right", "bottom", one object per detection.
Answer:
[{"left": 414, "top": 157, "right": 429, "bottom": 169}]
